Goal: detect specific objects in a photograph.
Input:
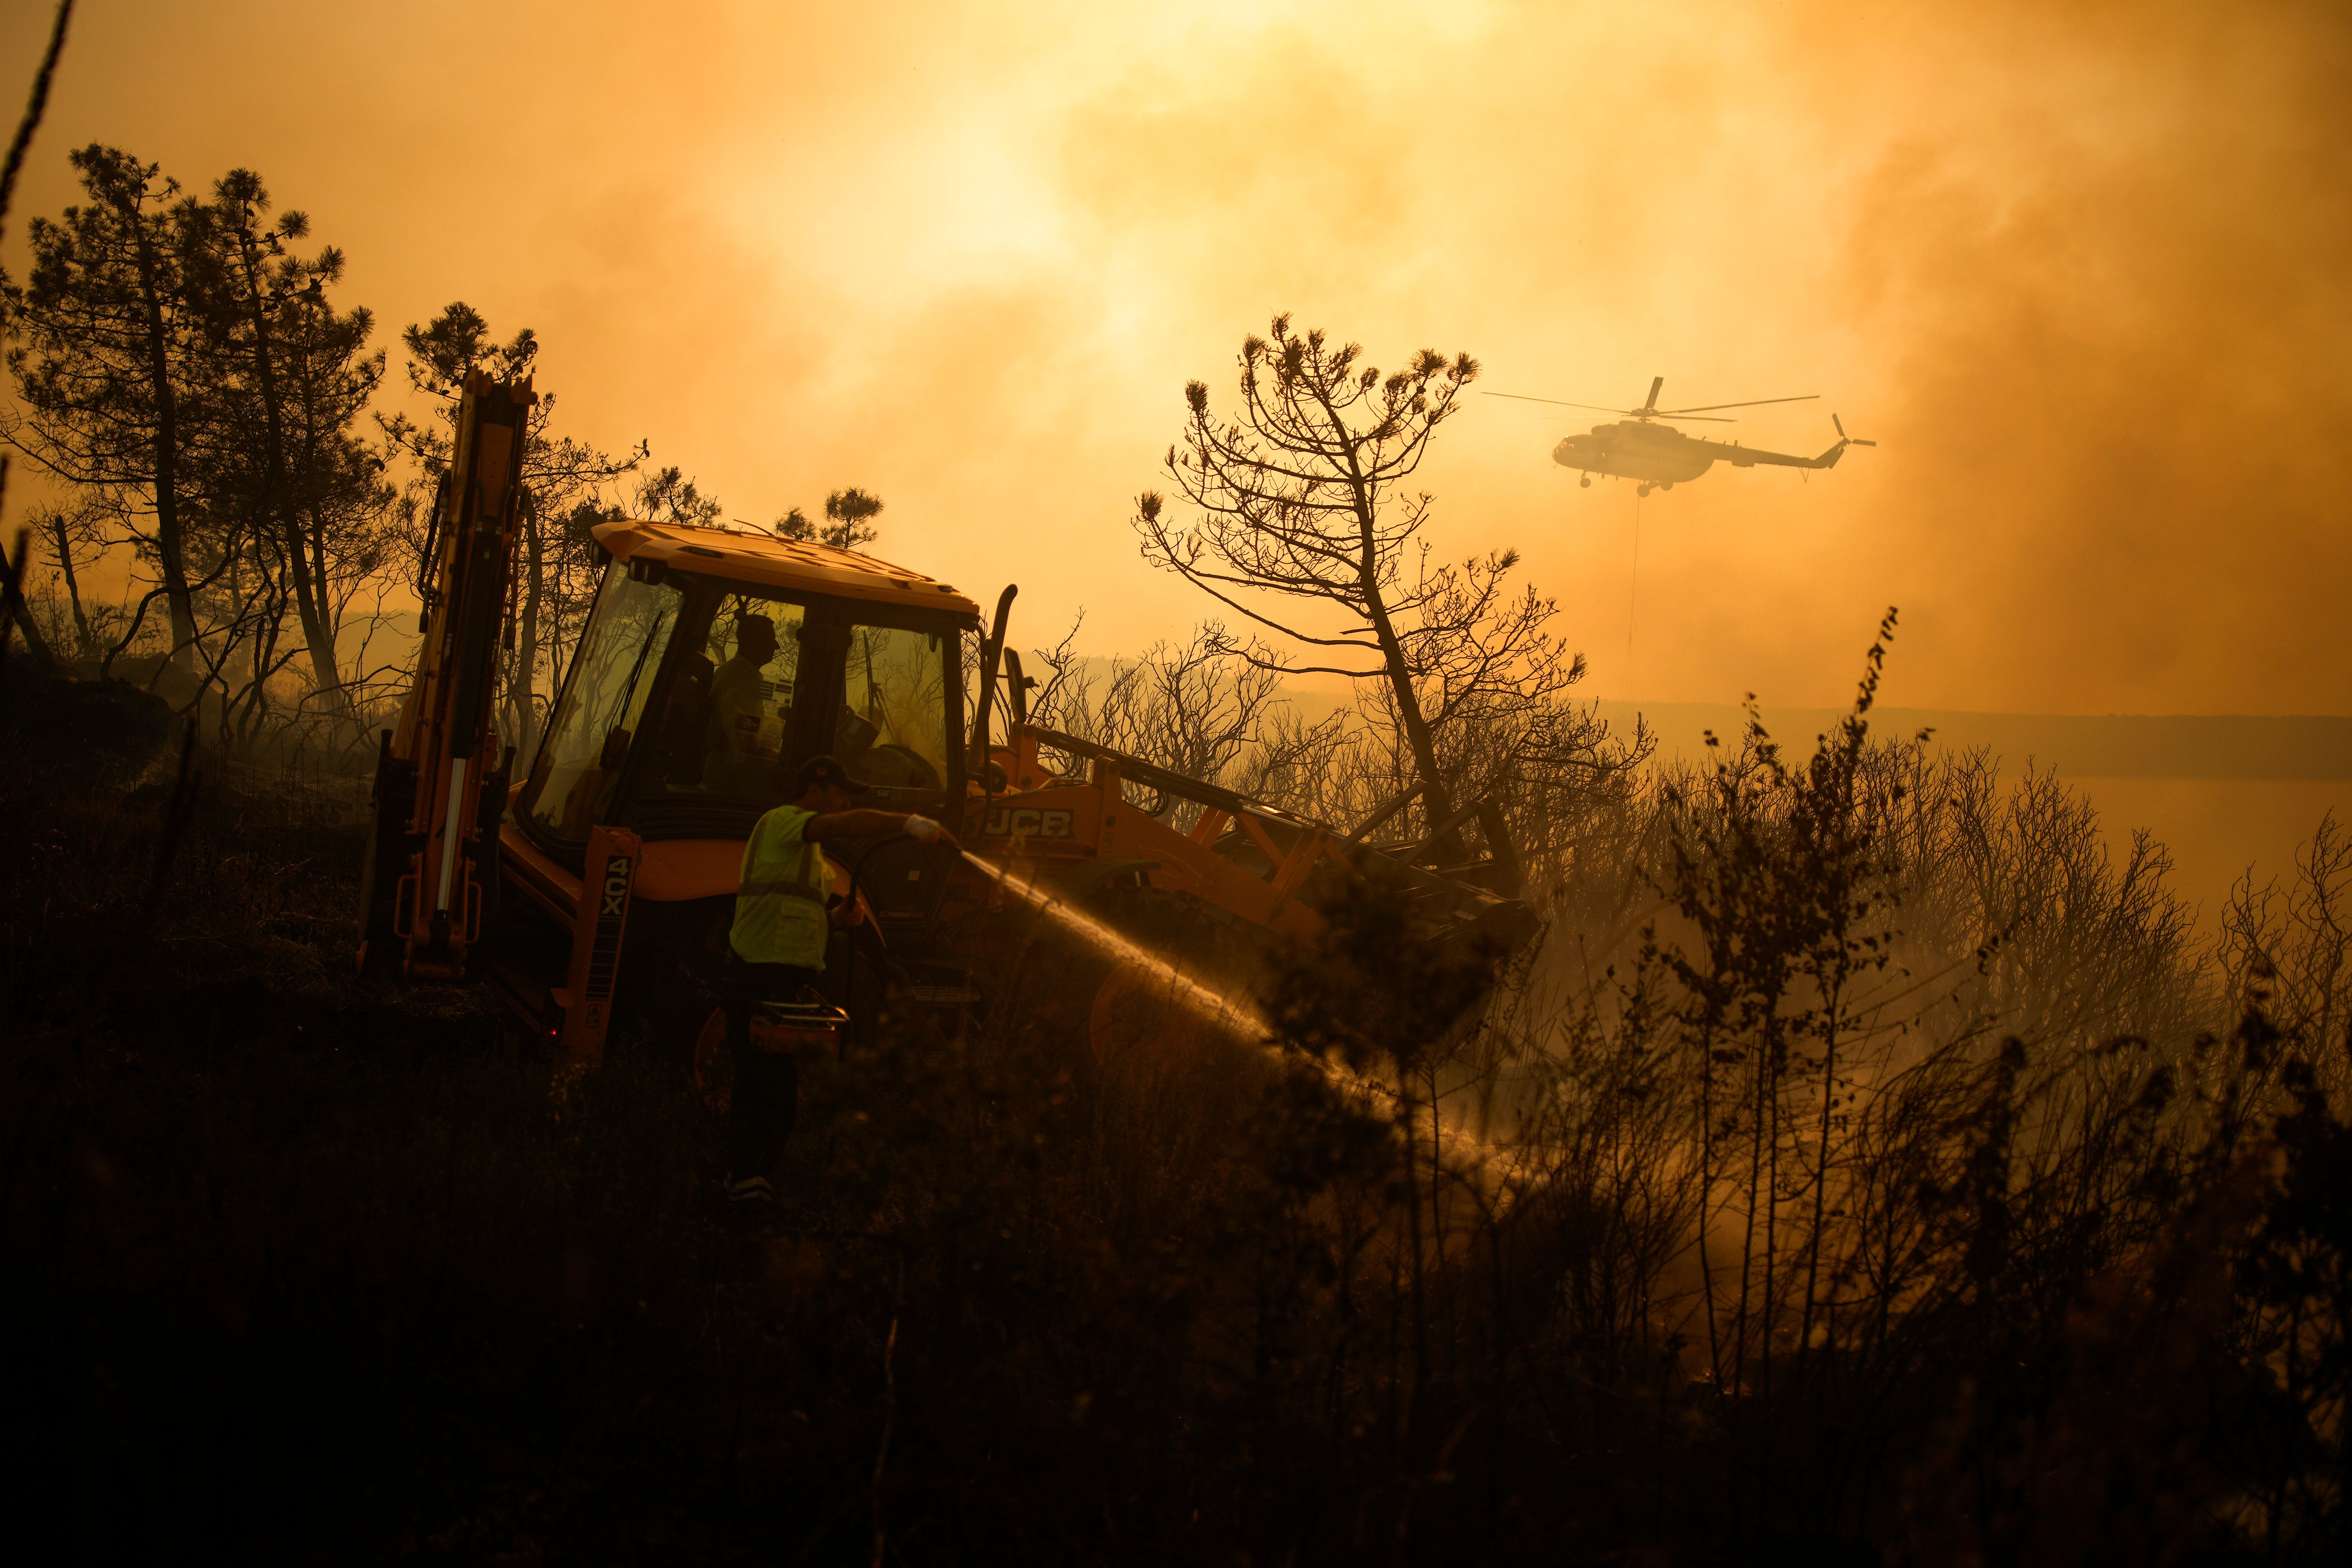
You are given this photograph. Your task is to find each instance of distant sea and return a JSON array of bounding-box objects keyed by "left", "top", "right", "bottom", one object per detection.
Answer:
[
  {"left": 1594, "top": 703, "right": 2352, "bottom": 782},
  {"left": 1081, "top": 658, "right": 2344, "bottom": 927},
  {"left": 1592, "top": 701, "right": 2352, "bottom": 928}
]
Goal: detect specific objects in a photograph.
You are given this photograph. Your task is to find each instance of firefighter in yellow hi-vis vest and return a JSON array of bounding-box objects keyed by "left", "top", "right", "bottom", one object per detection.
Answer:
[{"left": 723, "top": 753, "right": 956, "bottom": 1210}]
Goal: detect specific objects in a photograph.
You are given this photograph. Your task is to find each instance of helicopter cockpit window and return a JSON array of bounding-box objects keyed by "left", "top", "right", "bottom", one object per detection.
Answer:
[
  {"left": 837, "top": 622, "right": 950, "bottom": 798},
  {"left": 521, "top": 564, "right": 680, "bottom": 843}
]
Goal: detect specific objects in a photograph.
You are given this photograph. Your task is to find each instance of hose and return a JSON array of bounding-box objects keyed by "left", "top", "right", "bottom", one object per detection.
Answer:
[{"left": 837, "top": 828, "right": 957, "bottom": 1047}]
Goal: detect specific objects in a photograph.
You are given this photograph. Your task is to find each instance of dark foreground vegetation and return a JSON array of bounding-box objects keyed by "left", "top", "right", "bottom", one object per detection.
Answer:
[
  {"left": 2, "top": 659, "right": 2346, "bottom": 1567},
  {"left": 0, "top": 7, "right": 2340, "bottom": 1553}
]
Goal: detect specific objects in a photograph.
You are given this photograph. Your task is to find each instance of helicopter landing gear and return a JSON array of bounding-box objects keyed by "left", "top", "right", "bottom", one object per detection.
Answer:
[
  {"left": 1660, "top": 481, "right": 1673, "bottom": 490},
  {"left": 1579, "top": 475, "right": 1592, "bottom": 488},
  {"left": 1637, "top": 483, "right": 1653, "bottom": 497}
]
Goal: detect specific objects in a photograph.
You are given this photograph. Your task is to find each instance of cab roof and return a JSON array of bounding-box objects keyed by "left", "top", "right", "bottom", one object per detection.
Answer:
[{"left": 593, "top": 518, "right": 982, "bottom": 621}]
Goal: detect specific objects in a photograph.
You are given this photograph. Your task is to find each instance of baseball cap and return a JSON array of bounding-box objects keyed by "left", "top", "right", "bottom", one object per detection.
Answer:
[{"left": 792, "top": 754, "right": 871, "bottom": 796}]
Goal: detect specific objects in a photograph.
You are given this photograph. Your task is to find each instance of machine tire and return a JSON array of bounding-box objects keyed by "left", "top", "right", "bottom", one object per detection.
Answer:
[{"left": 614, "top": 897, "right": 731, "bottom": 1067}]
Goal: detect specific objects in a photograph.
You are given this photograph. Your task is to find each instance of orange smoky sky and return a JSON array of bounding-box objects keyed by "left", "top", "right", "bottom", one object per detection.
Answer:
[{"left": 4, "top": 0, "right": 2348, "bottom": 715}]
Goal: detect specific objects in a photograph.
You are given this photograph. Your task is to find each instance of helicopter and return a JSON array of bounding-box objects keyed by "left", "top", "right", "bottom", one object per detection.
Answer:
[{"left": 1484, "top": 376, "right": 1875, "bottom": 495}]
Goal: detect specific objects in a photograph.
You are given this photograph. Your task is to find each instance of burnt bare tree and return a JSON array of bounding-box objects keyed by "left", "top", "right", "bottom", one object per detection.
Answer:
[
  {"left": 1136, "top": 315, "right": 1592, "bottom": 840},
  {"left": 18, "top": 494, "right": 106, "bottom": 660},
  {"left": 2223, "top": 812, "right": 2352, "bottom": 1100},
  {"left": 1026, "top": 613, "right": 1345, "bottom": 828}
]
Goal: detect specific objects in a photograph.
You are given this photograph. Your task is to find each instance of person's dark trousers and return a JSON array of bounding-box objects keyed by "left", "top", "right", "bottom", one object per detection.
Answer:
[{"left": 720, "top": 956, "right": 826, "bottom": 1180}]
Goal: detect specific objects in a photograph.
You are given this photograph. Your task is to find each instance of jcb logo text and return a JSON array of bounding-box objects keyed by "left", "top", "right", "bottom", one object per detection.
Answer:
[{"left": 985, "top": 807, "right": 1075, "bottom": 840}]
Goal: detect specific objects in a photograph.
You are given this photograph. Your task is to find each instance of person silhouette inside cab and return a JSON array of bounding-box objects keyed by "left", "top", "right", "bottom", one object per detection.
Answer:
[{"left": 704, "top": 614, "right": 780, "bottom": 792}]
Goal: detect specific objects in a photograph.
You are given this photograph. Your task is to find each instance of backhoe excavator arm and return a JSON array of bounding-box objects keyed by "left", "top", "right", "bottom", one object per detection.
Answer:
[{"left": 359, "top": 371, "right": 538, "bottom": 979}]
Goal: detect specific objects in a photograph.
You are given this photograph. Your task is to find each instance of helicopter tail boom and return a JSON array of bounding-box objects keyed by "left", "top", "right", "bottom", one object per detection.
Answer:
[
  {"left": 1719, "top": 417, "right": 1871, "bottom": 470},
  {"left": 1723, "top": 444, "right": 1836, "bottom": 470}
]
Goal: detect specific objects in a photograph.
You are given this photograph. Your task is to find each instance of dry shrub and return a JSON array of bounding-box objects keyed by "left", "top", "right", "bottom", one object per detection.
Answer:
[{"left": 4, "top": 645, "right": 2349, "bottom": 1563}]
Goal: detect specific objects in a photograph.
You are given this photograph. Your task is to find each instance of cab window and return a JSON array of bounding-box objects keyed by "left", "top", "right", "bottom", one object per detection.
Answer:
[
  {"left": 839, "top": 621, "right": 951, "bottom": 794},
  {"left": 616, "top": 586, "right": 958, "bottom": 819},
  {"left": 522, "top": 565, "right": 679, "bottom": 842},
  {"left": 660, "top": 596, "right": 809, "bottom": 797}
]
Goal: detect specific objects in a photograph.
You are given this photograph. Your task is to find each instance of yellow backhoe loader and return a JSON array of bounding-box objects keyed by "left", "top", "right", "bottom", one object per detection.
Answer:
[{"left": 359, "top": 374, "right": 1534, "bottom": 1082}]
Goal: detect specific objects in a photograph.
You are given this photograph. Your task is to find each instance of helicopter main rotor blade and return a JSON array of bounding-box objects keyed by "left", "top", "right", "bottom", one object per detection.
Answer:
[
  {"left": 1480, "top": 391, "right": 1738, "bottom": 422},
  {"left": 1641, "top": 375, "right": 1665, "bottom": 413},
  {"left": 1662, "top": 393, "right": 1821, "bottom": 414},
  {"left": 1479, "top": 392, "right": 1633, "bottom": 413}
]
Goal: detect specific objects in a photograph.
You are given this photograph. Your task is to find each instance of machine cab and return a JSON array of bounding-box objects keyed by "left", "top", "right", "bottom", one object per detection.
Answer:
[{"left": 512, "top": 520, "right": 980, "bottom": 867}]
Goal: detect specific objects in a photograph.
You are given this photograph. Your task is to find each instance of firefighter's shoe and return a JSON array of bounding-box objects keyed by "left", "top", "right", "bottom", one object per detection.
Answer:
[{"left": 724, "top": 1174, "right": 776, "bottom": 1210}]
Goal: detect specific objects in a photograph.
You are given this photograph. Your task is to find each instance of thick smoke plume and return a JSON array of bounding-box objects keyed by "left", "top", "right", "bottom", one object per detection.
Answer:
[{"left": 1, "top": 0, "right": 2345, "bottom": 711}]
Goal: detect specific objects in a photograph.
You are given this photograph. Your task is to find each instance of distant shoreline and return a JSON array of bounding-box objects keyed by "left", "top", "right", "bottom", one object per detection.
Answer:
[{"left": 1592, "top": 702, "right": 2352, "bottom": 781}]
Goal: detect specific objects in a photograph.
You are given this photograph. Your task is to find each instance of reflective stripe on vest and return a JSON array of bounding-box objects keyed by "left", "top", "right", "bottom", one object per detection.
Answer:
[
  {"left": 738, "top": 852, "right": 827, "bottom": 903},
  {"left": 730, "top": 806, "right": 831, "bottom": 967}
]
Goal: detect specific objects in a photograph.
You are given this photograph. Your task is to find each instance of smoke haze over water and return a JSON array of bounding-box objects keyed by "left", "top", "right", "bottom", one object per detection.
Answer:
[{"left": 2, "top": 0, "right": 2347, "bottom": 716}]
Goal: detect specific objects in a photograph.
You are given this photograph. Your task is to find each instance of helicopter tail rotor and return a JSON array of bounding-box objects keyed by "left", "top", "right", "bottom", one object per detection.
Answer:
[{"left": 1833, "top": 413, "right": 1877, "bottom": 447}]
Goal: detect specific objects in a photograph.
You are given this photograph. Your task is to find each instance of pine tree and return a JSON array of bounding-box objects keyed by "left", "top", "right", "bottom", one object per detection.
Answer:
[
  {"left": 773, "top": 486, "right": 883, "bottom": 549},
  {"left": 2, "top": 145, "right": 212, "bottom": 674},
  {"left": 192, "top": 168, "right": 391, "bottom": 717}
]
